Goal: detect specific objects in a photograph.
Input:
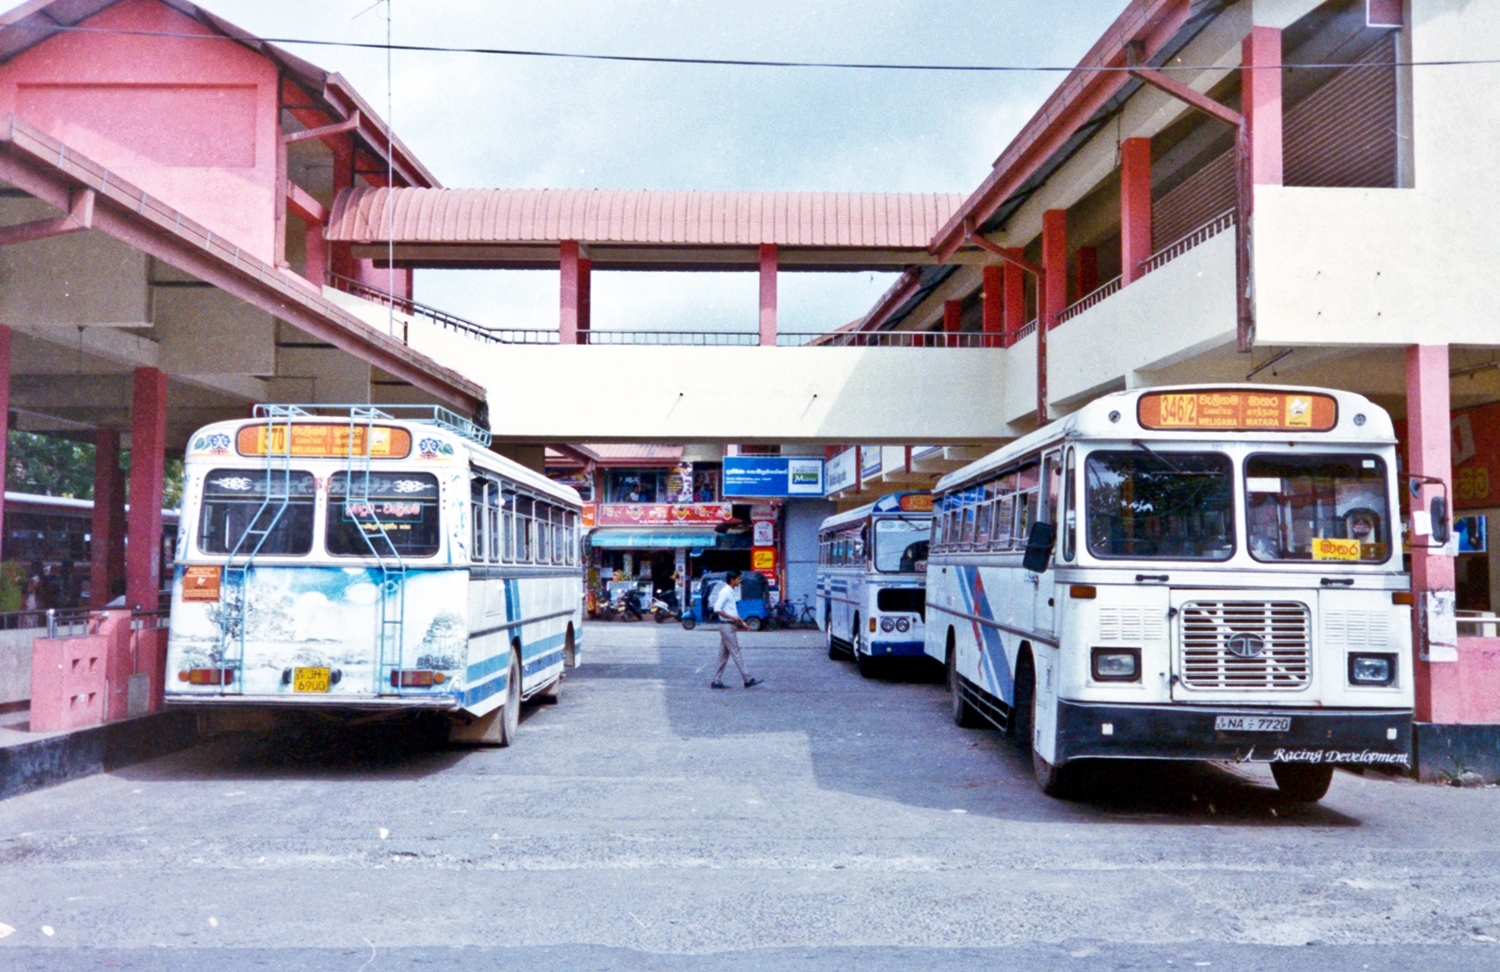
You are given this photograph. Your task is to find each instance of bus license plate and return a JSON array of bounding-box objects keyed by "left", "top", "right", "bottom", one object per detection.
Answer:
[
  {"left": 1215, "top": 715, "right": 1290, "bottom": 732},
  {"left": 293, "top": 667, "right": 331, "bottom": 693}
]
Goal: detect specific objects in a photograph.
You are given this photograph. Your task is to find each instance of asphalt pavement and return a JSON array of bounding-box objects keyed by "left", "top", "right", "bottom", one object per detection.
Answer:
[{"left": 1, "top": 621, "right": 1497, "bottom": 971}]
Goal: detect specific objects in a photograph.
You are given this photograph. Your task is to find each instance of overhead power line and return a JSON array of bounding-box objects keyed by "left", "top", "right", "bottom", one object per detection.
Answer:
[{"left": 4, "top": 22, "right": 1499, "bottom": 73}]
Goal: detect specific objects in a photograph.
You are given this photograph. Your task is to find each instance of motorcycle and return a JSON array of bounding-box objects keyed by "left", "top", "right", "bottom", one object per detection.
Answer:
[
  {"left": 611, "top": 586, "right": 648, "bottom": 622},
  {"left": 650, "top": 589, "right": 681, "bottom": 624}
]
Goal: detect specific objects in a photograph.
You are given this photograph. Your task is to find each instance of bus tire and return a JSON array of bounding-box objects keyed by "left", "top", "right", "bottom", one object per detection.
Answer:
[
  {"left": 499, "top": 650, "right": 522, "bottom": 747},
  {"left": 1010, "top": 650, "right": 1035, "bottom": 749},
  {"left": 855, "top": 647, "right": 878, "bottom": 680},
  {"left": 744, "top": 616, "right": 762, "bottom": 633},
  {"left": 1032, "top": 749, "right": 1079, "bottom": 799},
  {"left": 851, "top": 616, "right": 871, "bottom": 676},
  {"left": 1271, "top": 763, "right": 1334, "bottom": 803},
  {"left": 563, "top": 624, "right": 577, "bottom": 668},
  {"left": 948, "top": 632, "right": 983, "bottom": 728}
]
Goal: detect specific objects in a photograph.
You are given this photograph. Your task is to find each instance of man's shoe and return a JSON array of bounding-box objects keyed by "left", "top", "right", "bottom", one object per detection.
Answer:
[
  {"left": 744, "top": 678, "right": 762, "bottom": 688},
  {"left": 710, "top": 681, "right": 729, "bottom": 690}
]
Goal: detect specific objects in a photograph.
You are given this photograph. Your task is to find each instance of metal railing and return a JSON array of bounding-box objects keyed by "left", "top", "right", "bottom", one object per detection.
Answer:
[
  {"left": 778, "top": 331, "right": 992, "bottom": 348},
  {"left": 328, "top": 272, "right": 505, "bottom": 345},
  {"left": 1013, "top": 318, "right": 1038, "bottom": 341},
  {"left": 46, "top": 609, "right": 104, "bottom": 639},
  {"left": 587, "top": 331, "right": 760, "bottom": 346},
  {"left": 1058, "top": 275, "right": 1123, "bottom": 324},
  {"left": 131, "top": 608, "right": 171, "bottom": 632},
  {"left": 1138, "top": 209, "right": 1236, "bottom": 277}
]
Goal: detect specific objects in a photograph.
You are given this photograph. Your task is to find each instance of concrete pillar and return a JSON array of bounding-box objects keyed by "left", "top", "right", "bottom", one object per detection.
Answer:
[
  {"left": 304, "top": 223, "right": 327, "bottom": 288},
  {"left": 578, "top": 255, "right": 592, "bottom": 345},
  {"left": 560, "top": 240, "right": 581, "bottom": 345},
  {"left": 1407, "top": 345, "right": 1460, "bottom": 722},
  {"left": 943, "top": 299, "right": 963, "bottom": 348},
  {"left": 759, "top": 244, "right": 778, "bottom": 347},
  {"left": 1120, "top": 136, "right": 1153, "bottom": 283},
  {"left": 0, "top": 326, "right": 8, "bottom": 563},
  {"left": 1076, "top": 246, "right": 1099, "bottom": 297},
  {"left": 1042, "top": 209, "right": 1068, "bottom": 330},
  {"left": 1242, "top": 26, "right": 1284, "bottom": 186},
  {"left": 981, "top": 264, "right": 1003, "bottom": 348},
  {"left": 126, "top": 368, "right": 167, "bottom": 612},
  {"left": 91, "top": 430, "right": 126, "bottom": 607},
  {"left": 1003, "top": 250, "right": 1025, "bottom": 347}
]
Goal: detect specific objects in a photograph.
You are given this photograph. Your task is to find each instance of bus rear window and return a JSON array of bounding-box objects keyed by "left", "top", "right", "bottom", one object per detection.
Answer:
[
  {"left": 198, "top": 469, "right": 316, "bottom": 556},
  {"left": 326, "top": 472, "right": 441, "bottom": 558},
  {"left": 1086, "top": 451, "right": 1234, "bottom": 561},
  {"left": 877, "top": 587, "right": 926, "bottom": 615},
  {"left": 1245, "top": 454, "right": 1391, "bottom": 563}
]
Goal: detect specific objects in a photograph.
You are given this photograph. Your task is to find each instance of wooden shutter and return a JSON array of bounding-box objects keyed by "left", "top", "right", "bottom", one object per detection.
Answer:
[{"left": 1284, "top": 35, "right": 1398, "bottom": 188}]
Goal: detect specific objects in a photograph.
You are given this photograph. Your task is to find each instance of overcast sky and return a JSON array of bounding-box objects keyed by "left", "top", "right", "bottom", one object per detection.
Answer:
[{"left": 210, "top": 1, "right": 1123, "bottom": 332}]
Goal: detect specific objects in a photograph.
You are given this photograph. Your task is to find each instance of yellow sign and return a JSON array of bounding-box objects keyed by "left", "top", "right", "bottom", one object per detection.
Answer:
[
  {"left": 899, "top": 493, "right": 935, "bottom": 512},
  {"left": 751, "top": 548, "right": 777, "bottom": 571},
  {"left": 1138, "top": 390, "right": 1339, "bottom": 431},
  {"left": 237, "top": 424, "right": 411, "bottom": 459},
  {"left": 1311, "top": 538, "right": 1362, "bottom": 561},
  {"left": 293, "top": 667, "right": 331, "bottom": 693}
]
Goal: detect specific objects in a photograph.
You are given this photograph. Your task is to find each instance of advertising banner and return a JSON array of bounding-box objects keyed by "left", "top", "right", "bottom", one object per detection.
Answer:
[
  {"left": 666, "top": 462, "right": 694, "bottom": 503},
  {"left": 824, "top": 449, "right": 857, "bottom": 495},
  {"left": 595, "top": 503, "right": 733, "bottom": 527},
  {"left": 723, "top": 457, "right": 825, "bottom": 497},
  {"left": 860, "top": 445, "right": 883, "bottom": 477},
  {"left": 1453, "top": 403, "right": 1500, "bottom": 510}
]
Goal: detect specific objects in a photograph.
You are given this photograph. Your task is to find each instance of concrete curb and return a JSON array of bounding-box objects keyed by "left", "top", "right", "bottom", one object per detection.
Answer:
[
  {"left": 0, "top": 709, "right": 199, "bottom": 801},
  {"left": 1413, "top": 722, "right": 1500, "bottom": 783}
]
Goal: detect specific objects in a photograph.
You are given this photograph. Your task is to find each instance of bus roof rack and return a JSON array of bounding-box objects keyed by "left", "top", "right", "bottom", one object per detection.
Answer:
[{"left": 250, "top": 404, "right": 493, "bottom": 447}]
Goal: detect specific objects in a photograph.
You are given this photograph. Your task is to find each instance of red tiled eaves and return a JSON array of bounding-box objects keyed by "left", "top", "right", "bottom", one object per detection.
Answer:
[
  {"left": 930, "top": 0, "right": 1194, "bottom": 259},
  {"left": 325, "top": 188, "right": 966, "bottom": 249},
  {"left": 0, "top": 114, "right": 480, "bottom": 410}
]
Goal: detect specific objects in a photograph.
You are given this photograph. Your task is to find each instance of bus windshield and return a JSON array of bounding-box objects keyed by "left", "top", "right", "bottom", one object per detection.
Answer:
[
  {"left": 1086, "top": 451, "right": 1234, "bottom": 560},
  {"left": 1245, "top": 454, "right": 1391, "bottom": 563},
  {"left": 874, "top": 517, "right": 931, "bottom": 572}
]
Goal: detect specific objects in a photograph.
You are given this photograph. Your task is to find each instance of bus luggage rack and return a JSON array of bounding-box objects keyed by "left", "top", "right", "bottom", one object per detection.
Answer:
[{"left": 250, "top": 404, "right": 492, "bottom": 447}]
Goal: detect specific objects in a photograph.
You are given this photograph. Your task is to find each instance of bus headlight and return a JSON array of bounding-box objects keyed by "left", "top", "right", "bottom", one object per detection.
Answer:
[
  {"left": 1091, "top": 648, "right": 1140, "bottom": 682},
  {"left": 895, "top": 618, "right": 910, "bottom": 633},
  {"left": 1349, "top": 653, "right": 1396, "bottom": 686},
  {"left": 880, "top": 618, "right": 895, "bottom": 633}
]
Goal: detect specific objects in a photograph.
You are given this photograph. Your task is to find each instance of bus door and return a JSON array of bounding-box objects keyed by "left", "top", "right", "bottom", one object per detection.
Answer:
[{"left": 1035, "top": 450, "right": 1064, "bottom": 635}]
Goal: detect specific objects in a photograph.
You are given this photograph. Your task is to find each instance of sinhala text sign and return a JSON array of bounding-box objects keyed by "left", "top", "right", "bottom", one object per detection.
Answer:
[{"left": 723, "top": 457, "right": 825, "bottom": 497}]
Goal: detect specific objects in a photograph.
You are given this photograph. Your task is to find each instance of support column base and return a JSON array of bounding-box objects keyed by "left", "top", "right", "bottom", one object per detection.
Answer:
[{"left": 1413, "top": 722, "right": 1500, "bottom": 783}]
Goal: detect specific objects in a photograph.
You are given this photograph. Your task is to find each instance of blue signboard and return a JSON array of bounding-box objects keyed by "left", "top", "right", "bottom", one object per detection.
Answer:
[{"left": 723, "top": 457, "right": 825, "bottom": 498}]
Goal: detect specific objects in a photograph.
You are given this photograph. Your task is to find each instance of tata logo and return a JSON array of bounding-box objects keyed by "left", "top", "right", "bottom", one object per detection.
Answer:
[{"left": 1226, "top": 632, "right": 1267, "bottom": 658}]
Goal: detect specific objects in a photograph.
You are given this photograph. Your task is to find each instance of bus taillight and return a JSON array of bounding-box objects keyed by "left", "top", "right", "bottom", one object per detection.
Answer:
[
  {"left": 392, "top": 670, "right": 447, "bottom": 688},
  {"left": 179, "top": 668, "right": 234, "bottom": 685}
]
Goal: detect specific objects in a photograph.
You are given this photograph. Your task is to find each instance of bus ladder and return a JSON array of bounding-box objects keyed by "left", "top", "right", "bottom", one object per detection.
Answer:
[
  {"left": 343, "top": 406, "right": 407, "bottom": 694},
  {"left": 219, "top": 404, "right": 305, "bottom": 693}
]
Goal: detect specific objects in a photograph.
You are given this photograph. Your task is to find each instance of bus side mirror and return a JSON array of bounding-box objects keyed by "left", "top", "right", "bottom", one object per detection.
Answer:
[
  {"left": 1431, "top": 496, "right": 1451, "bottom": 546},
  {"left": 1023, "top": 522, "right": 1057, "bottom": 574}
]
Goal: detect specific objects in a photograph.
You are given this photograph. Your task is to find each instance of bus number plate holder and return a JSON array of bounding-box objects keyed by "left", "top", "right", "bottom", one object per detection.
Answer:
[
  {"left": 1215, "top": 715, "right": 1290, "bottom": 732},
  {"left": 293, "top": 667, "right": 331, "bottom": 693}
]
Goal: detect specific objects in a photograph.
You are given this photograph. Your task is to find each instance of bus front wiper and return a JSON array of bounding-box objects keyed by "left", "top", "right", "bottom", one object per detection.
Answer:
[{"left": 1131, "top": 439, "right": 1183, "bottom": 474}]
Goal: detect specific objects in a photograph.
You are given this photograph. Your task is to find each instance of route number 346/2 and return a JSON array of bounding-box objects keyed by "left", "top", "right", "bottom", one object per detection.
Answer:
[{"left": 1457, "top": 466, "right": 1491, "bottom": 503}]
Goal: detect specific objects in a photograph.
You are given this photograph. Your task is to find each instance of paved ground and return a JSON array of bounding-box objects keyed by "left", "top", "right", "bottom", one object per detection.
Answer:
[{"left": 1, "top": 622, "right": 1498, "bottom": 971}]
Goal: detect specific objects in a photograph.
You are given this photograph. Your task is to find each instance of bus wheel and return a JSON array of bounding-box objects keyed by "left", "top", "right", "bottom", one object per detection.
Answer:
[
  {"left": 536, "top": 675, "right": 561, "bottom": 705},
  {"left": 825, "top": 610, "right": 840, "bottom": 659},
  {"left": 1009, "top": 652, "right": 1035, "bottom": 748},
  {"left": 948, "top": 638, "right": 983, "bottom": 728},
  {"left": 1271, "top": 763, "right": 1334, "bottom": 803},
  {"left": 499, "top": 651, "right": 522, "bottom": 747},
  {"left": 1032, "top": 749, "right": 1079, "bottom": 799},
  {"left": 563, "top": 624, "right": 577, "bottom": 668},
  {"left": 851, "top": 617, "right": 872, "bottom": 677},
  {"left": 856, "top": 648, "right": 878, "bottom": 680}
]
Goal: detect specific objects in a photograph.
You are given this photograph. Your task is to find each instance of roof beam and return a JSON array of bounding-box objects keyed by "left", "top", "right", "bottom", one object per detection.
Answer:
[
  {"left": 0, "top": 186, "right": 91, "bottom": 245},
  {"left": 283, "top": 112, "right": 361, "bottom": 145}
]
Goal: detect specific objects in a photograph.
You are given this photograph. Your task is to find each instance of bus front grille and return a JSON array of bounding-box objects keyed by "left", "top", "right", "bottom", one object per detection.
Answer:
[{"left": 1179, "top": 601, "right": 1312, "bottom": 690}]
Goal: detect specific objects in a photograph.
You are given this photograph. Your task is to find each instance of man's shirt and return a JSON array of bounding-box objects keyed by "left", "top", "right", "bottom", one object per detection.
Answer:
[{"left": 711, "top": 582, "right": 740, "bottom": 621}]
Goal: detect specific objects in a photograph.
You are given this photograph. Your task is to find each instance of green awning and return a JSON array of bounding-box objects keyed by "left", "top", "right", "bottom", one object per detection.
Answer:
[{"left": 589, "top": 529, "right": 720, "bottom": 549}]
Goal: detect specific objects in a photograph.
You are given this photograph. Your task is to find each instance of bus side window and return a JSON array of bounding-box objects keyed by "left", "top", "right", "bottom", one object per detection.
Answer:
[
  {"left": 502, "top": 486, "right": 517, "bottom": 562},
  {"left": 536, "top": 503, "right": 553, "bottom": 562},
  {"left": 515, "top": 494, "right": 533, "bottom": 562},
  {"left": 471, "top": 474, "right": 487, "bottom": 563},
  {"left": 487, "top": 477, "right": 501, "bottom": 564},
  {"left": 976, "top": 483, "right": 994, "bottom": 547},
  {"left": 1062, "top": 448, "right": 1077, "bottom": 561},
  {"left": 1043, "top": 450, "right": 1063, "bottom": 527}
]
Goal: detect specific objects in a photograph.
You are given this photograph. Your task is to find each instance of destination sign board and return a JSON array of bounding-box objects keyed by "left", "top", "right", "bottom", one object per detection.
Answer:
[
  {"left": 1137, "top": 391, "right": 1337, "bottom": 432},
  {"left": 237, "top": 424, "right": 412, "bottom": 458}
]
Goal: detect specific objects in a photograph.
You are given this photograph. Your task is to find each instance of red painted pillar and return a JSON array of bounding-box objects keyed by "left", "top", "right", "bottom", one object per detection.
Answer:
[
  {"left": 126, "top": 368, "right": 167, "bottom": 612},
  {"left": 1406, "top": 345, "right": 1460, "bottom": 723},
  {"left": 578, "top": 255, "right": 592, "bottom": 345},
  {"left": 1075, "top": 246, "right": 1099, "bottom": 298},
  {"left": 304, "top": 223, "right": 328, "bottom": 288},
  {"left": 90, "top": 430, "right": 126, "bottom": 607},
  {"left": 559, "top": 240, "right": 581, "bottom": 345},
  {"left": 1120, "top": 136, "right": 1153, "bottom": 283},
  {"left": 1003, "top": 250, "right": 1025, "bottom": 347},
  {"left": 759, "top": 244, "right": 778, "bottom": 347},
  {"left": 942, "top": 299, "right": 963, "bottom": 348},
  {"left": 981, "top": 264, "right": 1003, "bottom": 348},
  {"left": 1042, "top": 210, "right": 1068, "bottom": 329},
  {"left": 1242, "top": 26, "right": 1283, "bottom": 186}
]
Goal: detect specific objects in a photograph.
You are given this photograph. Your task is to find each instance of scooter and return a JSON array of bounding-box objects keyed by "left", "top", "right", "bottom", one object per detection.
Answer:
[
  {"left": 611, "top": 587, "right": 647, "bottom": 622},
  {"left": 650, "top": 589, "right": 681, "bottom": 624}
]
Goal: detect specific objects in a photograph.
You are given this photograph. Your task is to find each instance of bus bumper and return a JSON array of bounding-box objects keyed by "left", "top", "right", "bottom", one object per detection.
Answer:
[
  {"left": 866, "top": 639, "right": 926, "bottom": 657},
  {"left": 165, "top": 695, "right": 464, "bottom": 712},
  {"left": 1053, "top": 701, "right": 1413, "bottom": 769}
]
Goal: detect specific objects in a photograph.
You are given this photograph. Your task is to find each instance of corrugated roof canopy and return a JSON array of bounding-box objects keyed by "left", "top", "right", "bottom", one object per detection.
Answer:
[{"left": 326, "top": 187, "right": 965, "bottom": 271}]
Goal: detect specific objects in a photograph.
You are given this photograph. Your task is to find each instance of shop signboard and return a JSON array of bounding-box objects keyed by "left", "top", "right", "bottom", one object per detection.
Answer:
[
  {"left": 751, "top": 547, "right": 776, "bottom": 571},
  {"left": 752, "top": 521, "right": 774, "bottom": 546},
  {"left": 581, "top": 503, "right": 597, "bottom": 528},
  {"left": 548, "top": 468, "right": 593, "bottom": 500},
  {"left": 1453, "top": 403, "right": 1500, "bottom": 510},
  {"left": 824, "top": 448, "right": 857, "bottom": 494},
  {"left": 595, "top": 503, "right": 733, "bottom": 527},
  {"left": 860, "top": 445, "right": 883, "bottom": 478},
  {"left": 665, "top": 462, "right": 694, "bottom": 503},
  {"left": 723, "top": 457, "right": 825, "bottom": 497}
]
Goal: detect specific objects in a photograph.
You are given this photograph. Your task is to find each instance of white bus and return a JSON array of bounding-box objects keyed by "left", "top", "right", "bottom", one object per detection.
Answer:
[
  {"left": 165, "top": 405, "right": 583, "bottom": 746},
  {"left": 926, "top": 386, "right": 1414, "bottom": 802},
  {"left": 818, "top": 492, "right": 933, "bottom": 677}
]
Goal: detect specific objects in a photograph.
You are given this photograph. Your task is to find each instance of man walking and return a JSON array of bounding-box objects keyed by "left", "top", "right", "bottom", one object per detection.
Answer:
[{"left": 710, "top": 571, "right": 762, "bottom": 690}]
